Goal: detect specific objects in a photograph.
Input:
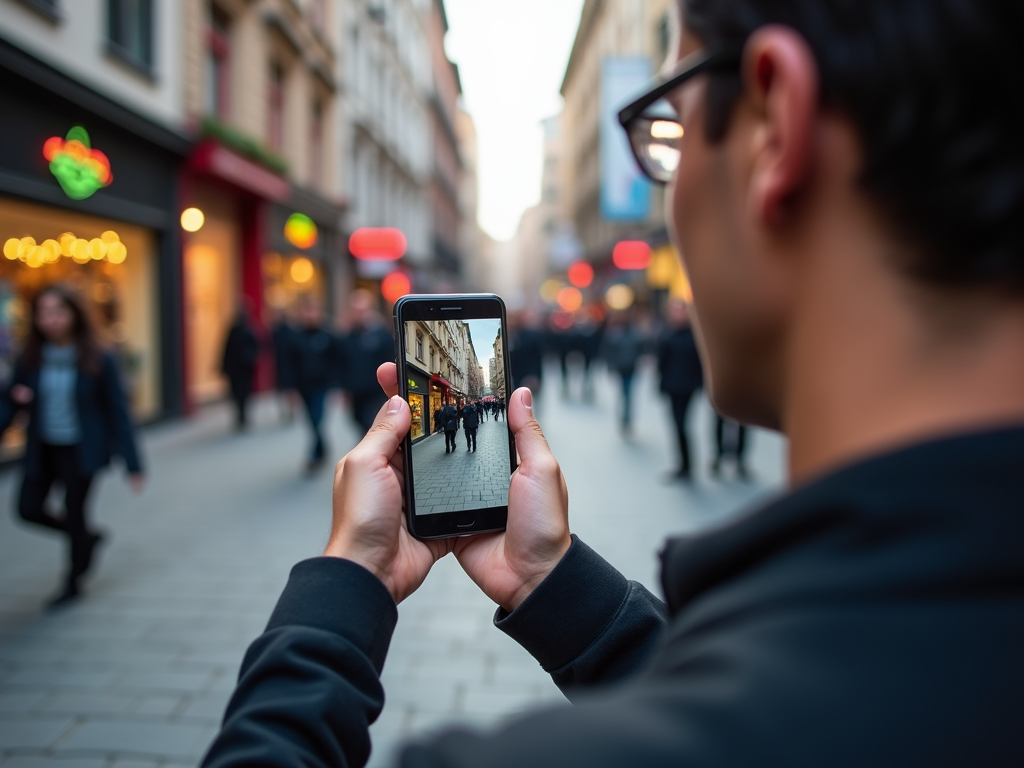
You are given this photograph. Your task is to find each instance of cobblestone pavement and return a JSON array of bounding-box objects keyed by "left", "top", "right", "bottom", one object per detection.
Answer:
[
  {"left": 0, "top": 363, "right": 786, "bottom": 767},
  {"left": 410, "top": 420, "right": 512, "bottom": 515}
]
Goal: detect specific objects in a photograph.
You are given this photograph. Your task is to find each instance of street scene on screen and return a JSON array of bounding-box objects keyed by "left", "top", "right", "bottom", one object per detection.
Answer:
[{"left": 403, "top": 318, "right": 510, "bottom": 515}]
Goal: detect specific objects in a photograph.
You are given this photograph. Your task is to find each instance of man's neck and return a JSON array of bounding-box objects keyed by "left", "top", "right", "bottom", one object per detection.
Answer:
[{"left": 783, "top": 245, "right": 1024, "bottom": 486}]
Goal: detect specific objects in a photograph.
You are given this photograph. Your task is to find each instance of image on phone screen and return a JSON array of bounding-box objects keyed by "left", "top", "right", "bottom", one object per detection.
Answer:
[{"left": 401, "top": 316, "right": 510, "bottom": 517}]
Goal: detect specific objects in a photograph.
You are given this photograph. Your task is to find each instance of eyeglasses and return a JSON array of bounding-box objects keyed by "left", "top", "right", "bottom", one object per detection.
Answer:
[{"left": 618, "top": 47, "right": 743, "bottom": 185}]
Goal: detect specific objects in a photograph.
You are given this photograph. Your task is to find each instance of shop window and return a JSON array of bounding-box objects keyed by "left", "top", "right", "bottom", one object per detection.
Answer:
[
  {"left": 269, "top": 62, "right": 285, "bottom": 152},
  {"left": 206, "top": 4, "right": 232, "bottom": 120},
  {"left": 107, "top": 0, "right": 154, "bottom": 74},
  {"left": 416, "top": 332, "right": 424, "bottom": 361}
]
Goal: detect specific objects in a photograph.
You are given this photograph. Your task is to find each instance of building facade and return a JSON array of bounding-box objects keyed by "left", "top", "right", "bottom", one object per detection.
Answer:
[
  {"left": 0, "top": 0, "right": 190, "bottom": 428},
  {"left": 343, "top": 0, "right": 432, "bottom": 296},
  {"left": 403, "top": 317, "right": 475, "bottom": 441},
  {"left": 180, "top": 0, "right": 343, "bottom": 404}
]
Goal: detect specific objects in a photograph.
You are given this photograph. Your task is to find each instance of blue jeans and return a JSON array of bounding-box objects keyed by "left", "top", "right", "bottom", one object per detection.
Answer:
[{"left": 299, "top": 389, "right": 327, "bottom": 461}]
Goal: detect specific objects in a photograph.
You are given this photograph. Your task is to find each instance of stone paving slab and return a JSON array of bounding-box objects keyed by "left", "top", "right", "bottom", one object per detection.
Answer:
[{"left": 0, "top": 364, "right": 786, "bottom": 767}]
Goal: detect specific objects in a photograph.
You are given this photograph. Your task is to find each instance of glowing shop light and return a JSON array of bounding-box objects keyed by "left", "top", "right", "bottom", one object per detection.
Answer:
[
  {"left": 567, "top": 261, "right": 594, "bottom": 288},
  {"left": 612, "top": 241, "right": 652, "bottom": 271},
  {"left": 43, "top": 126, "right": 113, "bottom": 200},
  {"left": 181, "top": 207, "right": 205, "bottom": 232},
  {"left": 3, "top": 230, "right": 126, "bottom": 266},
  {"left": 556, "top": 286, "right": 583, "bottom": 313},
  {"left": 285, "top": 213, "right": 318, "bottom": 249},
  {"left": 605, "top": 284, "right": 635, "bottom": 311},
  {"left": 290, "top": 257, "right": 315, "bottom": 284},
  {"left": 349, "top": 228, "right": 407, "bottom": 261},
  {"left": 382, "top": 271, "right": 411, "bottom": 303}
]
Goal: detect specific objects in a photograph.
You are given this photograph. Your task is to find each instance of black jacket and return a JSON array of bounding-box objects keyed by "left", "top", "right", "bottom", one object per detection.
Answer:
[
  {"left": 289, "top": 326, "right": 341, "bottom": 392},
  {"left": 0, "top": 352, "right": 143, "bottom": 477},
  {"left": 201, "top": 427, "right": 1024, "bottom": 768},
  {"left": 461, "top": 406, "right": 479, "bottom": 429},
  {"left": 221, "top": 320, "right": 260, "bottom": 385},
  {"left": 440, "top": 405, "right": 459, "bottom": 432},
  {"left": 342, "top": 324, "right": 394, "bottom": 395},
  {"left": 657, "top": 325, "right": 703, "bottom": 395}
]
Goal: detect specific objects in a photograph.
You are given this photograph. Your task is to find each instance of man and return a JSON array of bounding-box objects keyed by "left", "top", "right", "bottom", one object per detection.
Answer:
[
  {"left": 202, "top": 3, "right": 1024, "bottom": 766},
  {"left": 600, "top": 311, "right": 646, "bottom": 437},
  {"left": 269, "top": 309, "right": 296, "bottom": 424},
  {"left": 288, "top": 296, "right": 340, "bottom": 474},
  {"left": 340, "top": 290, "right": 394, "bottom": 435},
  {"left": 461, "top": 400, "right": 480, "bottom": 452},
  {"left": 439, "top": 399, "right": 459, "bottom": 454},
  {"left": 657, "top": 300, "right": 703, "bottom": 479},
  {"left": 220, "top": 302, "right": 260, "bottom": 431}
]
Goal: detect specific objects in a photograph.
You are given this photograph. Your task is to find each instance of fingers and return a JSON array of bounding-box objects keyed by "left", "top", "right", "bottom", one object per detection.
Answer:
[
  {"left": 507, "top": 388, "right": 556, "bottom": 472},
  {"left": 377, "top": 363, "right": 400, "bottom": 398},
  {"left": 354, "top": 394, "right": 411, "bottom": 464}
]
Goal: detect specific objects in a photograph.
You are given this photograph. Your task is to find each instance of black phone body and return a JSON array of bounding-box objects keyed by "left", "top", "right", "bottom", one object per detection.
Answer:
[{"left": 393, "top": 294, "right": 516, "bottom": 540}]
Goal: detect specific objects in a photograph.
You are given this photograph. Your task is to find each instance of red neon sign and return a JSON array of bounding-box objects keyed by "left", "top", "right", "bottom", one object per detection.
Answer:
[
  {"left": 612, "top": 241, "right": 652, "bottom": 271},
  {"left": 349, "top": 228, "right": 407, "bottom": 261},
  {"left": 382, "top": 271, "right": 411, "bottom": 303}
]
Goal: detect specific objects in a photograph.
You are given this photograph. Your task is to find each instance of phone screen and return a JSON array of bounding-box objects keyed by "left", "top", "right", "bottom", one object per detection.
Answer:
[{"left": 396, "top": 296, "right": 513, "bottom": 538}]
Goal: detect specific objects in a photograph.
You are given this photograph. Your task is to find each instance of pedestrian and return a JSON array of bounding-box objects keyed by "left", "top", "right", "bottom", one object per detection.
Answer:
[
  {"left": 440, "top": 400, "right": 459, "bottom": 454},
  {"left": 476, "top": 400, "right": 486, "bottom": 423},
  {"left": 340, "top": 290, "right": 394, "bottom": 435},
  {"left": 461, "top": 400, "right": 480, "bottom": 452},
  {"left": 220, "top": 301, "right": 260, "bottom": 431},
  {"left": 712, "top": 414, "right": 751, "bottom": 479},
  {"left": 601, "top": 310, "right": 646, "bottom": 436},
  {"left": 433, "top": 407, "right": 443, "bottom": 434},
  {"left": 494, "top": 398, "right": 505, "bottom": 421},
  {"left": 288, "top": 296, "right": 340, "bottom": 474},
  {"left": 270, "top": 309, "right": 296, "bottom": 424},
  {"left": 202, "top": 4, "right": 1024, "bottom": 765},
  {"left": 657, "top": 300, "right": 703, "bottom": 480},
  {"left": 0, "top": 285, "right": 143, "bottom": 608},
  {"left": 508, "top": 310, "right": 545, "bottom": 396}
]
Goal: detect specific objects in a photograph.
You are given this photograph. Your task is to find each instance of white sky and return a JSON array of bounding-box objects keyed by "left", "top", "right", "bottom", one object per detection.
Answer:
[{"left": 445, "top": 0, "right": 585, "bottom": 242}]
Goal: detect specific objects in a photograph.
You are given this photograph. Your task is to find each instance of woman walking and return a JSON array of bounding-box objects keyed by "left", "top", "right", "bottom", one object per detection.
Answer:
[{"left": 0, "top": 285, "right": 144, "bottom": 608}]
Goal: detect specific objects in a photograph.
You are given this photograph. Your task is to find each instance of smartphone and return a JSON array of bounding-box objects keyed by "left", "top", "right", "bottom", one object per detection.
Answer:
[{"left": 393, "top": 294, "right": 516, "bottom": 539}]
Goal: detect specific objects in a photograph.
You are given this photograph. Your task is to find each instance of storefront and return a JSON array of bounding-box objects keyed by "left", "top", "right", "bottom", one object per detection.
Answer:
[
  {"left": 406, "top": 363, "right": 430, "bottom": 442},
  {"left": 0, "top": 39, "right": 187, "bottom": 452}
]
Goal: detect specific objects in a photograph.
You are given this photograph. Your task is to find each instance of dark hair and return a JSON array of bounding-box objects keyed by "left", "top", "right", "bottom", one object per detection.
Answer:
[
  {"left": 22, "top": 284, "right": 103, "bottom": 375},
  {"left": 682, "top": 0, "right": 1024, "bottom": 295}
]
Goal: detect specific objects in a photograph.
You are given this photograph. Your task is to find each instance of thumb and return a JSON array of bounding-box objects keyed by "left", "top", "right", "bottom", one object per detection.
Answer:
[
  {"left": 359, "top": 395, "right": 411, "bottom": 459},
  {"left": 507, "top": 387, "right": 552, "bottom": 468}
]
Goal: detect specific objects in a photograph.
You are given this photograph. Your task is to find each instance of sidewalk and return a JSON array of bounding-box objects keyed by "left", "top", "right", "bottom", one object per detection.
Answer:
[{"left": 0, "top": 365, "right": 786, "bottom": 767}]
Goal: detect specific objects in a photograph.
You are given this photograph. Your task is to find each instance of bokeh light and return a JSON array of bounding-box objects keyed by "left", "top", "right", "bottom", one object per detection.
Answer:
[
  {"left": 3, "top": 239, "right": 19, "bottom": 260},
  {"left": 567, "top": 261, "right": 594, "bottom": 288},
  {"left": 43, "top": 127, "right": 113, "bottom": 200},
  {"left": 540, "top": 278, "right": 563, "bottom": 303},
  {"left": 349, "top": 227, "right": 406, "bottom": 260},
  {"left": 285, "top": 213, "right": 318, "bottom": 249},
  {"left": 605, "top": 284, "right": 635, "bottom": 310},
  {"left": 181, "top": 207, "right": 205, "bottom": 232},
  {"left": 556, "top": 286, "right": 583, "bottom": 312},
  {"left": 612, "top": 240, "right": 652, "bottom": 271},
  {"left": 290, "top": 257, "right": 315, "bottom": 284},
  {"left": 382, "top": 271, "right": 412, "bottom": 303}
]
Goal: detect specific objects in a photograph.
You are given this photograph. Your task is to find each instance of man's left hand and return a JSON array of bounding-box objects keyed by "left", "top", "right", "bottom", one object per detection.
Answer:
[{"left": 323, "top": 394, "right": 452, "bottom": 603}]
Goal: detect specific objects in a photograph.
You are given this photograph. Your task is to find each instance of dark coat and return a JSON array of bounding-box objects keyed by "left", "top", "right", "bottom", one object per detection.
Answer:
[
  {"left": 221, "top": 319, "right": 260, "bottom": 393},
  {"left": 657, "top": 325, "right": 703, "bottom": 395},
  {"left": 289, "top": 326, "right": 341, "bottom": 393},
  {"left": 200, "top": 427, "right": 1024, "bottom": 768},
  {"left": 440, "top": 404, "right": 459, "bottom": 432},
  {"left": 341, "top": 324, "right": 394, "bottom": 395},
  {"left": 0, "top": 352, "right": 143, "bottom": 477},
  {"left": 270, "top": 321, "right": 296, "bottom": 390},
  {"left": 461, "top": 405, "right": 479, "bottom": 429},
  {"left": 508, "top": 328, "right": 544, "bottom": 385}
]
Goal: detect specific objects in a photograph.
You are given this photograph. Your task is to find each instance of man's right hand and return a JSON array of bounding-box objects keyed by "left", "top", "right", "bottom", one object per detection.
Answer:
[
  {"left": 376, "top": 364, "right": 571, "bottom": 613},
  {"left": 452, "top": 387, "right": 570, "bottom": 612}
]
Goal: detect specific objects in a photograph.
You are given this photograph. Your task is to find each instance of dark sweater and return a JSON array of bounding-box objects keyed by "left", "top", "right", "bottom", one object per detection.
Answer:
[{"left": 201, "top": 427, "right": 1024, "bottom": 768}]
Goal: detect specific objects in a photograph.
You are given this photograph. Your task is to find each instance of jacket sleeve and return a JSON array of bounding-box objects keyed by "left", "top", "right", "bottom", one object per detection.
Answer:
[
  {"left": 494, "top": 535, "right": 668, "bottom": 695},
  {"left": 100, "top": 352, "right": 143, "bottom": 474},
  {"left": 201, "top": 557, "right": 398, "bottom": 768},
  {"left": 200, "top": 541, "right": 675, "bottom": 768}
]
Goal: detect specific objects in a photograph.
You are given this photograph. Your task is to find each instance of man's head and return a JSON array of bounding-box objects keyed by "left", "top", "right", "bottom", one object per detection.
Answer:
[
  {"left": 297, "top": 295, "right": 323, "bottom": 328},
  {"left": 657, "top": 1, "right": 1024, "bottom": 429},
  {"left": 348, "top": 289, "right": 379, "bottom": 329}
]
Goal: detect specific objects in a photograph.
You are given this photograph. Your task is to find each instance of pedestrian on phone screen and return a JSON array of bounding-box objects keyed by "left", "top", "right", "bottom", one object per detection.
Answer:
[
  {"left": 0, "top": 285, "right": 143, "bottom": 608},
  {"left": 440, "top": 400, "right": 459, "bottom": 453},
  {"left": 461, "top": 401, "right": 480, "bottom": 451}
]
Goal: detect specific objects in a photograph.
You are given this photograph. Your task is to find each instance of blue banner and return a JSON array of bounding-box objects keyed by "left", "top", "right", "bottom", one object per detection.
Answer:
[{"left": 600, "top": 57, "right": 653, "bottom": 222}]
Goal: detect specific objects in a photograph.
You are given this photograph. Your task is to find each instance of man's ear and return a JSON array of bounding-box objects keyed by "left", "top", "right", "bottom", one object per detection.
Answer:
[{"left": 742, "top": 26, "right": 819, "bottom": 228}]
